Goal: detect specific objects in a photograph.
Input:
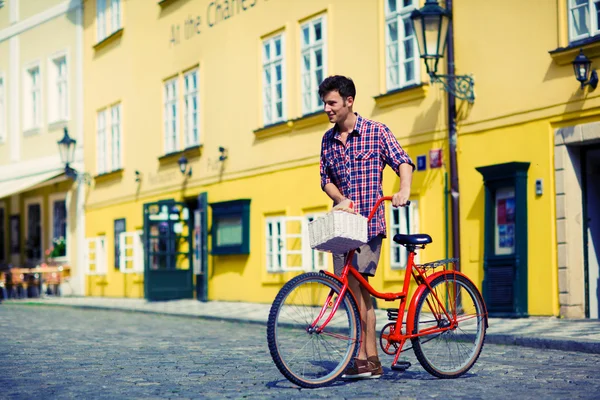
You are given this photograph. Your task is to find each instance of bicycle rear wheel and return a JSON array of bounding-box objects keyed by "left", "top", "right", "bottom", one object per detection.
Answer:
[
  {"left": 267, "top": 272, "right": 361, "bottom": 388},
  {"left": 411, "top": 274, "right": 487, "bottom": 378}
]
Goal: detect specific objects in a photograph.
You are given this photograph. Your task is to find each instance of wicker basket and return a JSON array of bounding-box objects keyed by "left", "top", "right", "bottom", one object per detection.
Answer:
[{"left": 308, "top": 211, "right": 368, "bottom": 254}]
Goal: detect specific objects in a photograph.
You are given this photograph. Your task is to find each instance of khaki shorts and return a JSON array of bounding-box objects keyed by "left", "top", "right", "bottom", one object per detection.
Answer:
[{"left": 332, "top": 235, "right": 383, "bottom": 277}]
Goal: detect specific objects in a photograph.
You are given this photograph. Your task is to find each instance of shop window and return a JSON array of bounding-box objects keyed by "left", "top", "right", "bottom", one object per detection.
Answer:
[
  {"left": 210, "top": 199, "right": 251, "bottom": 255},
  {"left": 114, "top": 218, "right": 126, "bottom": 269}
]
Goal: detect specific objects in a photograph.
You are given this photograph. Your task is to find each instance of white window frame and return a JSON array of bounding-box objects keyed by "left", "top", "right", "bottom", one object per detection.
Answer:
[
  {"left": 48, "top": 193, "right": 68, "bottom": 263},
  {"left": 110, "top": 103, "right": 122, "bottom": 171},
  {"left": 48, "top": 52, "right": 69, "bottom": 123},
  {"left": 85, "top": 236, "right": 108, "bottom": 276},
  {"left": 262, "top": 33, "right": 286, "bottom": 125},
  {"left": 164, "top": 77, "right": 179, "bottom": 154},
  {"left": 305, "top": 213, "right": 327, "bottom": 271},
  {"left": 266, "top": 216, "right": 311, "bottom": 273},
  {"left": 385, "top": 0, "right": 420, "bottom": 91},
  {"left": 24, "top": 196, "right": 44, "bottom": 263},
  {"left": 183, "top": 69, "right": 200, "bottom": 147},
  {"left": 568, "top": 0, "right": 600, "bottom": 42},
  {"left": 119, "top": 230, "right": 144, "bottom": 274},
  {"left": 0, "top": 73, "right": 5, "bottom": 142},
  {"left": 23, "top": 63, "right": 42, "bottom": 131},
  {"left": 389, "top": 200, "right": 420, "bottom": 269},
  {"left": 300, "top": 15, "right": 327, "bottom": 115},
  {"left": 97, "top": 109, "right": 108, "bottom": 174},
  {"left": 96, "top": 0, "right": 107, "bottom": 42},
  {"left": 110, "top": 0, "right": 121, "bottom": 33},
  {"left": 0, "top": 201, "right": 7, "bottom": 264}
]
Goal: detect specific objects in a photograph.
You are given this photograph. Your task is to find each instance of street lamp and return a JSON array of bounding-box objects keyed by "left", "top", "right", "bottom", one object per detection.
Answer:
[
  {"left": 411, "top": 0, "right": 466, "bottom": 267},
  {"left": 56, "top": 127, "right": 91, "bottom": 184},
  {"left": 411, "top": 0, "right": 474, "bottom": 103},
  {"left": 572, "top": 49, "right": 598, "bottom": 90},
  {"left": 178, "top": 155, "right": 192, "bottom": 177}
]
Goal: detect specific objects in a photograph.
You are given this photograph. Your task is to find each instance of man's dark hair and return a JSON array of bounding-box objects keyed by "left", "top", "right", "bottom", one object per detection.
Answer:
[{"left": 318, "top": 75, "right": 356, "bottom": 100}]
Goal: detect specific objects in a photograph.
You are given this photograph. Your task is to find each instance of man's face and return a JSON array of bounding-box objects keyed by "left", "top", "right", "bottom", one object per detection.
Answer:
[{"left": 322, "top": 90, "right": 353, "bottom": 124}]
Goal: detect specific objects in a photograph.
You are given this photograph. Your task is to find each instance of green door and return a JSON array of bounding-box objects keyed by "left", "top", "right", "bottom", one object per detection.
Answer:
[{"left": 143, "top": 200, "right": 194, "bottom": 301}]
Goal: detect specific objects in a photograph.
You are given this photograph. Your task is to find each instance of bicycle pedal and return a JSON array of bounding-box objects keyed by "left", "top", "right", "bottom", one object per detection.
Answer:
[{"left": 390, "top": 361, "right": 411, "bottom": 371}]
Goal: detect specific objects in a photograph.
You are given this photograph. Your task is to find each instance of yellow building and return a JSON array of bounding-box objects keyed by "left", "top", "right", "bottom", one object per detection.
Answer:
[
  {"left": 80, "top": 0, "right": 599, "bottom": 319},
  {"left": 0, "top": 0, "right": 86, "bottom": 296}
]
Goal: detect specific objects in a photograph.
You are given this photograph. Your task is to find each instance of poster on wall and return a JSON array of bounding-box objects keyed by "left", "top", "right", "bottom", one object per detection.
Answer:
[{"left": 495, "top": 188, "right": 516, "bottom": 256}]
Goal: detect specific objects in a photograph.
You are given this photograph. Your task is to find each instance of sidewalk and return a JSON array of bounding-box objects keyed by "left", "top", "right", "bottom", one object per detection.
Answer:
[{"left": 3, "top": 296, "right": 600, "bottom": 354}]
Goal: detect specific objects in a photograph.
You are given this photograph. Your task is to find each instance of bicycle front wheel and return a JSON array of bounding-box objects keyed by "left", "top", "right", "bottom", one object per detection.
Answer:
[
  {"left": 411, "top": 274, "right": 487, "bottom": 378},
  {"left": 267, "top": 272, "right": 361, "bottom": 388}
]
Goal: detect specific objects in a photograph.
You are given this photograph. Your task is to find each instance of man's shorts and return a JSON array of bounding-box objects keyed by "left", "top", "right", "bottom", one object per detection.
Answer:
[{"left": 332, "top": 235, "right": 383, "bottom": 277}]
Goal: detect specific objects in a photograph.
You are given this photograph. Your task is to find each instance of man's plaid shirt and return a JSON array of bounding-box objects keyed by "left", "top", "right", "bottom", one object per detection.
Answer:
[{"left": 320, "top": 113, "right": 414, "bottom": 241}]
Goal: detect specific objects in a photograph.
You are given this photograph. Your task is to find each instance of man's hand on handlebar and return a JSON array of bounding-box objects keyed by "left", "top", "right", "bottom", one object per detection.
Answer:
[
  {"left": 392, "top": 188, "right": 411, "bottom": 207},
  {"left": 332, "top": 198, "right": 356, "bottom": 214}
]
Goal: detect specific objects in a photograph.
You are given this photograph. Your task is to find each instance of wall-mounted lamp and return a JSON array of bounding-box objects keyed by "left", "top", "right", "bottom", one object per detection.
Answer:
[
  {"left": 178, "top": 155, "right": 192, "bottom": 177},
  {"left": 410, "top": 0, "right": 475, "bottom": 103},
  {"left": 56, "top": 127, "right": 92, "bottom": 185},
  {"left": 218, "top": 146, "right": 228, "bottom": 162},
  {"left": 135, "top": 170, "right": 141, "bottom": 183},
  {"left": 572, "top": 49, "right": 598, "bottom": 90}
]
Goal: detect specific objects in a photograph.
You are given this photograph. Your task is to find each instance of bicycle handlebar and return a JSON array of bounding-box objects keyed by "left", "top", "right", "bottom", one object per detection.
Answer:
[{"left": 367, "top": 197, "right": 411, "bottom": 222}]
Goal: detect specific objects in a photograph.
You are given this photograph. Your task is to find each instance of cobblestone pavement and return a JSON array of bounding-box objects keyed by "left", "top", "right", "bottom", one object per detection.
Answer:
[{"left": 2, "top": 305, "right": 600, "bottom": 400}]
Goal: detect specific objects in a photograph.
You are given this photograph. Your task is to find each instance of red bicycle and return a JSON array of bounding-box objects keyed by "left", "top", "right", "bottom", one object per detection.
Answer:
[{"left": 267, "top": 196, "right": 488, "bottom": 388}]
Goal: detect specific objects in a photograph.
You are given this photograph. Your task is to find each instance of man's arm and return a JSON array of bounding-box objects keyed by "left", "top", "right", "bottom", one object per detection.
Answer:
[
  {"left": 392, "top": 163, "right": 413, "bottom": 207},
  {"left": 324, "top": 183, "right": 354, "bottom": 211}
]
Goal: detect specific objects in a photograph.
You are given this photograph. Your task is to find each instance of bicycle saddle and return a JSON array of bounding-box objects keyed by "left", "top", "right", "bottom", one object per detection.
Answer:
[{"left": 393, "top": 234, "right": 432, "bottom": 245}]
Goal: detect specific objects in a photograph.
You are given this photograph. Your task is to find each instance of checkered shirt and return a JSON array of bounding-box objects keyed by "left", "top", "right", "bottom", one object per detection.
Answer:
[{"left": 320, "top": 114, "right": 414, "bottom": 241}]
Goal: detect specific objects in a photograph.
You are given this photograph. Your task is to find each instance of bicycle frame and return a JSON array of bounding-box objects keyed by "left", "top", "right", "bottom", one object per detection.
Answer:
[{"left": 309, "top": 196, "right": 470, "bottom": 367}]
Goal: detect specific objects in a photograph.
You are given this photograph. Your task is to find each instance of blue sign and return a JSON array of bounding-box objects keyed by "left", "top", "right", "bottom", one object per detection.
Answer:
[{"left": 417, "top": 155, "right": 427, "bottom": 171}]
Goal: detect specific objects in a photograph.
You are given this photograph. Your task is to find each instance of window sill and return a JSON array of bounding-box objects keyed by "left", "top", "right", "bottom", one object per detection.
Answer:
[
  {"left": 549, "top": 36, "right": 600, "bottom": 65},
  {"left": 158, "top": 144, "right": 202, "bottom": 166},
  {"left": 158, "top": 0, "right": 180, "bottom": 7},
  {"left": 253, "top": 112, "right": 329, "bottom": 139},
  {"left": 373, "top": 83, "right": 428, "bottom": 108},
  {"left": 93, "top": 28, "right": 124, "bottom": 51},
  {"left": 48, "top": 119, "right": 69, "bottom": 131},
  {"left": 23, "top": 127, "right": 41, "bottom": 137},
  {"left": 94, "top": 168, "right": 124, "bottom": 184}
]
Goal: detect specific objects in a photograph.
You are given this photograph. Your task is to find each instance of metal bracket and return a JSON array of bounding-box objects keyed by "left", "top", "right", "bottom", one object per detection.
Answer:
[{"left": 430, "top": 73, "right": 475, "bottom": 103}]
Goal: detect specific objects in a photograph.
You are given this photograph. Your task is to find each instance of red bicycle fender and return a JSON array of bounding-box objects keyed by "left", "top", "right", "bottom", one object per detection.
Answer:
[
  {"left": 320, "top": 270, "right": 360, "bottom": 310},
  {"left": 405, "top": 270, "right": 483, "bottom": 334}
]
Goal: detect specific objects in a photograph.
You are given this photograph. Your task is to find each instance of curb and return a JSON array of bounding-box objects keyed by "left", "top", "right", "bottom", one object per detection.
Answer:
[{"left": 5, "top": 301, "right": 600, "bottom": 355}]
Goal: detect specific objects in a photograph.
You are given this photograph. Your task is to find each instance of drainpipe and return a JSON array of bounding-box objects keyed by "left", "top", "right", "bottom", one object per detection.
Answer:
[{"left": 446, "top": 0, "right": 461, "bottom": 270}]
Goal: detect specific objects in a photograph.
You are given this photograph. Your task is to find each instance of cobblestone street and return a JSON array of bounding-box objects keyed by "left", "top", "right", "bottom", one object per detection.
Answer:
[{"left": 2, "top": 305, "right": 600, "bottom": 399}]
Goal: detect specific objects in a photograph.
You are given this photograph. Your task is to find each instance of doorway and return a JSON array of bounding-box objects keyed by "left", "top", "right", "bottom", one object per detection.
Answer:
[{"left": 584, "top": 146, "right": 600, "bottom": 318}]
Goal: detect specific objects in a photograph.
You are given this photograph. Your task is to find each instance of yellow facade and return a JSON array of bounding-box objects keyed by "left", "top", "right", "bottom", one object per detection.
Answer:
[{"left": 81, "top": 0, "right": 600, "bottom": 318}]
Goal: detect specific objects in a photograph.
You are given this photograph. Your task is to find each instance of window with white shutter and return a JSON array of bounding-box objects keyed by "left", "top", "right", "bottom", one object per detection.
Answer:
[
  {"left": 389, "top": 201, "right": 419, "bottom": 269},
  {"left": 85, "top": 236, "right": 108, "bottom": 275},
  {"left": 119, "top": 230, "right": 144, "bottom": 273}
]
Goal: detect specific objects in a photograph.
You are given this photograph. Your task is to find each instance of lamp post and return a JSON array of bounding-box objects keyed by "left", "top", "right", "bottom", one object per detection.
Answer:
[
  {"left": 572, "top": 49, "right": 598, "bottom": 90},
  {"left": 56, "top": 127, "right": 91, "bottom": 184},
  {"left": 411, "top": 0, "right": 469, "bottom": 267}
]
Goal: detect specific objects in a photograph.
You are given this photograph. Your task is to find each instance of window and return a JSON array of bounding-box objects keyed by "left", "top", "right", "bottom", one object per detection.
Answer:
[
  {"left": 306, "top": 214, "right": 326, "bottom": 271},
  {"left": 300, "top": 16, "right": 326, "bottom": 115},
  {"left": 97, "top": 110, "right": 107, "bottom": 174},
  {"left": 110, "top": 103, "right": 122, "bottom": 170},
  {"left": 85, "top": 236, "right": 108, "bottom": 275},
  {"left": 265, "top": 216, "right": 314, "bottom": 273},
  {"left": 114, "top": 218, "right": 126, "bottom": 270},
  {"left": 0, "top": 76, "right": 5, "bottom": 141},
  {"left": 164, "top": 78, "right": 179, "bottom": 154},
  {"left": 385, "top": 0, "right": 420, "bottom": 90},
  {"left": 569, "top": 0, "right": 600, "bottom": 42},
  {"left": 26, "top": 202, "right": 42, "bottom": 261},
  {"left": 119, "top": 230, "right": 144, "bottom": 273},
  {"left": 262, "top": 34, "right": 286, "bottom": 125},
  {"left": 24, "top": 65, "right": 41, "bottom": 130},
  {"left": 0, "top": 205, "right": 5, "bottom": 263},
  {"left": 389, "top": 201, "right": 419, "bottom": 269},
  {"left": 97, "top": 0, "right": 121, "bottom": 42},
  {"left": 111, "top": 0, "right": 121, "bottom": 33},
  {"left": 210, "top": 199, "right": 251, "bottom": 255},
  {"left": 48, "top": 56, "right": 68, "bottom": 123},
  {"left": 96, "top": 0, "right": 107, "bottom": 41},
  {"left": 183, "top": 69, "right": 200, "bottom": 147},
  {"left": 51, "top": 199, "right": 67, "bottom": 258}
]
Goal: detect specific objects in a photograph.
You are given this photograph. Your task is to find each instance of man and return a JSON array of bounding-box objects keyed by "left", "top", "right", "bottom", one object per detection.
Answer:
[{"left": 318, "top": 75, "right": 414, "bottom": 379}]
